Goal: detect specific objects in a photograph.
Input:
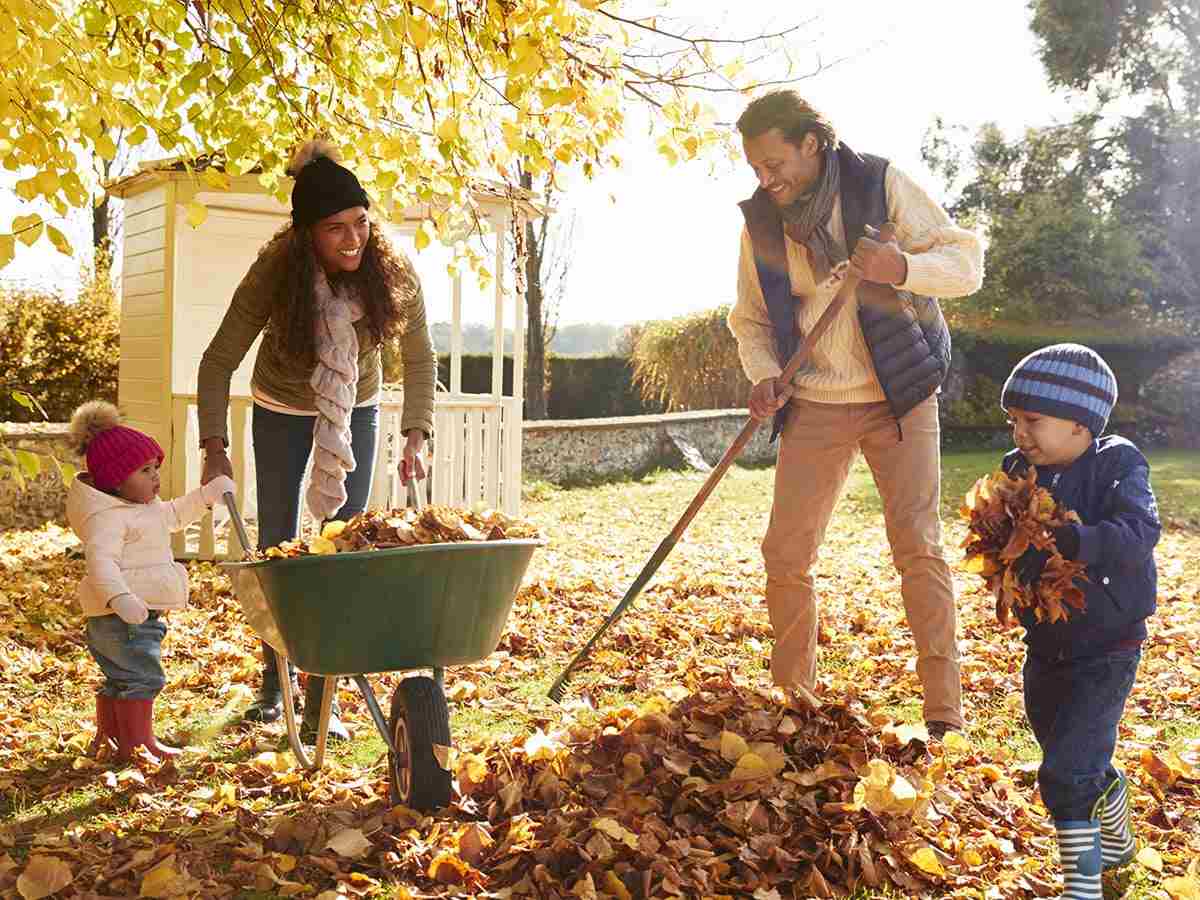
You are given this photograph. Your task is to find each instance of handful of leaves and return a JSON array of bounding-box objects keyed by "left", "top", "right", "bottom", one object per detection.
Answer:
[
  {"left": 960, "top": 466, "right": 1088, "bottom": 625},
  {"left": 263, "top": 506, "right": 541, "bottom": 558}
]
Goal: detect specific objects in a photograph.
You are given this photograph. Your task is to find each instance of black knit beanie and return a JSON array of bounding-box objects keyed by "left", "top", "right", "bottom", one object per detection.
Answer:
[{"left": 288, "top": 140, "right": 370, "bottom": 229}]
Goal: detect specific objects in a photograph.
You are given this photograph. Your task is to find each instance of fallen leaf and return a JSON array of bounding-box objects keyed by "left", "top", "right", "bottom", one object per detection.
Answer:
[
  {"left": 719, "top": 730, "right": 749, "bottom": 762},
  {"left": 523, "top": 729, "right": 561, "bottom": 762},
  {"left": 730, "top": 751, "right": 772, "bottom": 781},
  {"left": 458, "top": 823, "right": 493, "bottom": 866},
  {"left": 16, "top": 855, "right": 73, "bottom": 900},
  {"left": 908, "top": 846, "right": 946, "bottom": 878},
  {"left": 591, "top": 817, "right": 638, "bottom": 849},
  {"left": 428, "top": 851, "right": 471, "bottom": 885},
  {"left": 139, "top": 856, "right": 186, "bottom": 898},
  {"left": 325, "top": 828, "right": 373, "bottom": 860}
]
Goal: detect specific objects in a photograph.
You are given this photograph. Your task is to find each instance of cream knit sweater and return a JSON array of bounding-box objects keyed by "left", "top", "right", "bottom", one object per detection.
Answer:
[{"left": 728, "top": 165, "right": 984, "bottom": 404}]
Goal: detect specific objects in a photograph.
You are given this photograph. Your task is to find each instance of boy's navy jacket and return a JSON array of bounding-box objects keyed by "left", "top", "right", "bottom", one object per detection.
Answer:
[{"left": 1002, "top": 435, "right": 1160, "bottom": 661}]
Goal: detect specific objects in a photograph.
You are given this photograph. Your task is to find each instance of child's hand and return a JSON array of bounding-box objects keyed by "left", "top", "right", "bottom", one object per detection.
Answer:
[
  {"left": 110, "top": 593, "right": 149, "bottom": 625},
  {"left": 201, "top": 475, "right": 237, "bottom": 507}
]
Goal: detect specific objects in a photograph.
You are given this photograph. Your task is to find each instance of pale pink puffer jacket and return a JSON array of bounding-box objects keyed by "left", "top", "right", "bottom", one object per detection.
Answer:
[{"left": 66, "top": 475, "right": 210, "bottom": 618}]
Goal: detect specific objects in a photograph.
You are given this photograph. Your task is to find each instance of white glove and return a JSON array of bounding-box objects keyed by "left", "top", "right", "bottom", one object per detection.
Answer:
[
  {"left": 201, "top": 475, "right": 237, "bottom": 507},
  {"left": 110, "top": 593, "right": 149, "bottom": 625}
]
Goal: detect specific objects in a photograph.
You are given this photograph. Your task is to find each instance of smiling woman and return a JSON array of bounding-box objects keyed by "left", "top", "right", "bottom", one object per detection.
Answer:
[{"left": 195, "top": 140, "right": 438, "bottom": 740}]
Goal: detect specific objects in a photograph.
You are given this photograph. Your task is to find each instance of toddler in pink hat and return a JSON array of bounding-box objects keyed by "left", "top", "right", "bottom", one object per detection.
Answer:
[{"left": 66, "top": 401, "right": 236, "bottom": 764}]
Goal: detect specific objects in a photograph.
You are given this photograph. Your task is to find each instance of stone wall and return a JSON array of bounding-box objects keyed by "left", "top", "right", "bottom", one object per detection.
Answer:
[
  {"left": 0, "top": 423, "right": 77, "bottom": 529},
  {"left": 522, "top": 410, "right": 776, "bottom": 484}
]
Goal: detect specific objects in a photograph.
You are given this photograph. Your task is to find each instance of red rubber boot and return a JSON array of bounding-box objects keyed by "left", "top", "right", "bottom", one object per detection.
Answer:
[
  {"left": 114, "top": 698, "right": 181, "bottom": 763},
  {"left": 88, "top": 694, "right": 119, "bottom": 758}
]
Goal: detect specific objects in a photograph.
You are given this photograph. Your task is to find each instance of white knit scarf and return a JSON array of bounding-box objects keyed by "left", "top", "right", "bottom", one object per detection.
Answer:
[{"left": 305, "top": 269, "right": 365, "bottom": 521}]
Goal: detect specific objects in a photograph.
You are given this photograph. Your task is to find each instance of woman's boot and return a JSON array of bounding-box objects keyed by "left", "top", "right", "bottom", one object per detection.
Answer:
[{"left": 243, "top": 640, "right": 300, "bottom": 723}]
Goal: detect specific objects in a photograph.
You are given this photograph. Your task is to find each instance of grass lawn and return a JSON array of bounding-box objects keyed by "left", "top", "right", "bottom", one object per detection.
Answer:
[{"left": 0, "top": 449, "right": 1196, "bottom": 898}]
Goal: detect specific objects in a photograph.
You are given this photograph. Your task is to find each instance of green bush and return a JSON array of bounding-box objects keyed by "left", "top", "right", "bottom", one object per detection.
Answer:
[
  {"left": 424, "top": 354, "right": 655, "bottom": 420},
  {"left": 943, "top": 374, "right": 1007, "bottom": 427},
  {"left": 0, "top": 255, "right": 119, "bottom": 422},
  {"left": 630, "top": 306, "right": 747, "bottom": 412}
]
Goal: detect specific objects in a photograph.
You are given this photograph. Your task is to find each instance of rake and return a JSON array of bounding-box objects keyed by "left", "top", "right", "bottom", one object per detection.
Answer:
[{"left": 547, "top": 223, "right": 897, "bottom": 702}]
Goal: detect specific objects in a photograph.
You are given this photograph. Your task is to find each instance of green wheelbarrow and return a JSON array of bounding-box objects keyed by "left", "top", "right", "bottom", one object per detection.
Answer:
[{"left": 220, "top": 492, "right": 543, "bottom": 811}]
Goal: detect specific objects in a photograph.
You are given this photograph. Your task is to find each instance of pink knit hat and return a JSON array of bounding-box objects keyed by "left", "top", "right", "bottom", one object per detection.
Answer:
[{"left": 69, "top": 402, "right": 164, "bottom": 491}]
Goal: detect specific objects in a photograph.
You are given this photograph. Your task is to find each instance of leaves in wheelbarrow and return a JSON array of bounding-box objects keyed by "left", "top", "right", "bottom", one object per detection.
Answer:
[{"left": 262, "top": 506, "right": 541, "bottom": 557}]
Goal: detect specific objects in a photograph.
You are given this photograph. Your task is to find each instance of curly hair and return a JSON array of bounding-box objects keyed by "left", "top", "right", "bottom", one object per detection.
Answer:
[
  {"left": 254, "top": 220, "right": 420, "bottom": 368},
  {"left": 736, "top": 89, "right": 838, "bottom": 152}
]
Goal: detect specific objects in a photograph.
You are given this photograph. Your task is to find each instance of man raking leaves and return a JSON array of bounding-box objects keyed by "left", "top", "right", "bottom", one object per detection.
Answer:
[{"left": 965, "top": 344, "right": 1161, "bottom": 899}]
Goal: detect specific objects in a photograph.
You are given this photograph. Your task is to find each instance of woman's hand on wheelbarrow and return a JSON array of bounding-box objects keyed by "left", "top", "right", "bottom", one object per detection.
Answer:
[
  {"left": 400, "top": 429, "right": 427, "bottom": 483},
  {"left": 202, "top": 475, "right": 237, "bottom": 507}
]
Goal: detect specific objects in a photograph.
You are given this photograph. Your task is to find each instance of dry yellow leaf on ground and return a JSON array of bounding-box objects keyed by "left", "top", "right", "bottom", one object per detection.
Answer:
[
  {"left": 909, "top": 846, "right": 947, "bottom": 877},
  {"left": 730, "top": 751, "right": 772, "bottom": 780},
  {"left": 719, "top": 730, "right": 749, "bottom": 762}
]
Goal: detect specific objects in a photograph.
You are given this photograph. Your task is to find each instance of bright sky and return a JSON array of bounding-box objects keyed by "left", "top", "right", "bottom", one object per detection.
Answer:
[
  {"left": 546, "top": 0, "right": 1077, "bottom": 326},
  {"left": 1, "top": 0, "right": 1077, "bottom": 328}
]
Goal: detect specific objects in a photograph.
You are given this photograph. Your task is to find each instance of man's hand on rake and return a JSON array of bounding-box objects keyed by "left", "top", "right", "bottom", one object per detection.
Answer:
[{"left": 850, "top": 223, "right": 908, "bottom": 285}]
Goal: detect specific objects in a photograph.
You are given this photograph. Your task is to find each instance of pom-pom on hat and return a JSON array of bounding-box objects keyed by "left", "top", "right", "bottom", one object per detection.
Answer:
[
  {"left": 288, "top": 139, "right": 370, "bottom": 229},
  {"left": 69, "top": 402, "right": 164, "bottom": 491},
  {"left": 1000, "top": 343, "right": 1118, "bottom": 437}
]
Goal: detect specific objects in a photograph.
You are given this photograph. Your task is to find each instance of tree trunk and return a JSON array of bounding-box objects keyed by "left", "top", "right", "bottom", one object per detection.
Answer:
[
  {"left": 92, "top": 194, "right": 110, "bottom": 253},
  {"left": 520, "top": 168, "right": 549, "bottom": 420},
  {"left": 524, "top": 214, "right": 548, "bottom": 419}
]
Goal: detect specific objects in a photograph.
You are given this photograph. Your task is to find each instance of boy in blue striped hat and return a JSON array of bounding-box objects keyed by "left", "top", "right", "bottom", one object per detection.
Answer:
[{"left": 997, "top": 343, "right": 1160, "bottom": 899}]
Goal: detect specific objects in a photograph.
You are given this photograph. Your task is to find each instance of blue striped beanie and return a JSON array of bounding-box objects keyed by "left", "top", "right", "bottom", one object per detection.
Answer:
[{"left": 1000, "top": 343, "right": 1118, "bottom": 437}]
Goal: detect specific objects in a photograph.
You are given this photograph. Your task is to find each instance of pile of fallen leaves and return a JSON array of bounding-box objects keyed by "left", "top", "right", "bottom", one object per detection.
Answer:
[
  {"left": 960, "top": 466, "right": 1089, "bottom": 625},
  {"left": 440, "top": 679, "right": 1059, "bottom": 897},
  {"left": 264, "top": 506, "right": 542, "bottom": 558}
]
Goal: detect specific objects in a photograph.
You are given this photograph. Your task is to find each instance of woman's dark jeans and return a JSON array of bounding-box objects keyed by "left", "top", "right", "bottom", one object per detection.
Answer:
[{"left": 250, "top": 404, "right": 379, "bottom": 720}]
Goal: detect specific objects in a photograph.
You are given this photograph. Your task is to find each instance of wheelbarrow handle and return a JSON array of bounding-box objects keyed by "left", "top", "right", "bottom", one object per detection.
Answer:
[
  {"left": 224, "top": 491, "right": 254, "bottom": 557},
  {"left": 405, "top": 475, "right": 426, "bottom": 511}
]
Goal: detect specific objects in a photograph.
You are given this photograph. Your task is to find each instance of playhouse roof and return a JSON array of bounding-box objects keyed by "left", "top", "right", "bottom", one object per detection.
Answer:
[{"left": 106, "top": 157, "right": 545, "bottom": 223}]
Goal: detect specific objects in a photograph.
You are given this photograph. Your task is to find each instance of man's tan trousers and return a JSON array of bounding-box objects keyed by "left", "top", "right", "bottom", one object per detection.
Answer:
[{"left": 761, "top": 394, "right": 963, "bottom": 728}]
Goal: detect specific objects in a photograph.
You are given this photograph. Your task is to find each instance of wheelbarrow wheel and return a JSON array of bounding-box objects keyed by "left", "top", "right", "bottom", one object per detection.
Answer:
[{"left": 387, "top": 676, "right": 452, "bottom": 812}]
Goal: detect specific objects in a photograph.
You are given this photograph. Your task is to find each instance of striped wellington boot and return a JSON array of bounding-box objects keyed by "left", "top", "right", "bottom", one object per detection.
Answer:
[
  {"left": 1055, "top": 820, "right": 1102, "bottom": 900},
  {"left": 1098, "top": 774, "right": 1137, "bottom": 870}
]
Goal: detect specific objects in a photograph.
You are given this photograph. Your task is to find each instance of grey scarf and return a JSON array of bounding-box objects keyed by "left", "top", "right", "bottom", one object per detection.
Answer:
[{"left": 779, "top": 149, "right": 843, "bottom": 283}]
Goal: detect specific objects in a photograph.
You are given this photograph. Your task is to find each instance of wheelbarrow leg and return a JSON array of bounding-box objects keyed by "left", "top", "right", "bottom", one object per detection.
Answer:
[
  {"left": 313, "top": 676, "right": 334, "bottom": 769},
  {"left": 276, "top": 649, "right": 316, "bottom": 770}
]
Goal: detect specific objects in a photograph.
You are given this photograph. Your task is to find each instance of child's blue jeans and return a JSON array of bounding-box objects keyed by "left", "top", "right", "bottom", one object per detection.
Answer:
[
  {"left": 87, "top": 612, "right": 167, "bottom": 700},
  {"left": 1023, "top": 647, "right": 1140, "bottom": 820}
]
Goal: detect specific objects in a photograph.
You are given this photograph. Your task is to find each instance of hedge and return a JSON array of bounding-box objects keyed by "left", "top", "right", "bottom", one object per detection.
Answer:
[
  {"left": 432, "top": 354, "right": 658, "bottom": 420},
  {"left": 420, "top": 330, "right": 1197, "bottom": 427},
  {"left": 0, "top": 264, "right": 120, "bottom": 422}
]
